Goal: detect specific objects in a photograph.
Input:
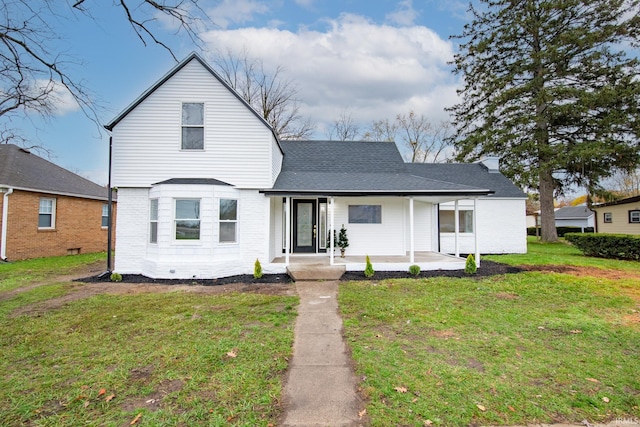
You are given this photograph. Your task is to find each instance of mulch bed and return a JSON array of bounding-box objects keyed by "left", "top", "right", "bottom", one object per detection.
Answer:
[{"left": 77, "top": 260, "right": 522, "bottom": 285}]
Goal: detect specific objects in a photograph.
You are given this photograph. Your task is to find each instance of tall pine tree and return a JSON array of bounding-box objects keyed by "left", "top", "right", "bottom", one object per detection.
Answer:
[{"left": 450, "top": 0, "right": 640, "bottom": 241}]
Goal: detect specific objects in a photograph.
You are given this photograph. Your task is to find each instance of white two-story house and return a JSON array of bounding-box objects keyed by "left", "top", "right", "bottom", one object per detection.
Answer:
[{"left": 106, "top": 53, "right": 526, "bottom": 279}]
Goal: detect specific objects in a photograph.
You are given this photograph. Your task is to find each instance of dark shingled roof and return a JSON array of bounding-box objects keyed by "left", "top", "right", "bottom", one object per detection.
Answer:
[
  {"left": 592, "top": 194, "right": 640, "bottom": 208},
  {"left": 154, "top": 178, "right": 232, "bottom": 186},
  {"left": 0, "top": 144, "right": 111, "bottom": 201},
  {"left": 266, "top": 141, "right": 500, "bottom": 196},
  {"left": 406, "top": 163, "right": 526, "bottom": 198},
  {"left": 554, "top": 206, "right": 594, "bottom": 219}
]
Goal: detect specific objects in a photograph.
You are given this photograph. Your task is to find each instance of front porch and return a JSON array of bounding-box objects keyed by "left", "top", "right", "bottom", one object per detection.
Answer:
[{"left": 270, "top": 251, "right": 467, "bottom": 273}]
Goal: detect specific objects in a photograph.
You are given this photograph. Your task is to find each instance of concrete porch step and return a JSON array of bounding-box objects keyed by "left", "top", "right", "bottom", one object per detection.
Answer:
[{"left": 286, "top": 264, "right": 346, "bottom": 281}]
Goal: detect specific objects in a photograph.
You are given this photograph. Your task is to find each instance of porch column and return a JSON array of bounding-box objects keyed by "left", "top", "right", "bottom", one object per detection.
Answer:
[
  {"left": 454, "top": 199, "right": 460, "bottom": 257},
  {"left": 330, "top": 197, "right": 335, "bottom": 266},
  {"left": 285, "top": 197, "right": 290, "bottom": 266},
  {"left": 409, "top": 197, "right": 415, "bottom": 264},
  {"left": 474, "top": 198, "right": 480, "bottom": 267}
]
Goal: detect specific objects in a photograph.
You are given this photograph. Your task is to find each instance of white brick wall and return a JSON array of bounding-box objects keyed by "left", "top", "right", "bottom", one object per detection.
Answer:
[
  {"left": 115, "top": 185, "right": 272, "bottom": 279},
  {"left": 440, "top": 198, "right": 527, "bottom": 254}
]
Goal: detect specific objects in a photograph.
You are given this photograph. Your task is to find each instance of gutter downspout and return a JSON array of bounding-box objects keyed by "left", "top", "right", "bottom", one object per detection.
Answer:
[{"left": 1, "top": 188, "right": 14, "bottom": 261}]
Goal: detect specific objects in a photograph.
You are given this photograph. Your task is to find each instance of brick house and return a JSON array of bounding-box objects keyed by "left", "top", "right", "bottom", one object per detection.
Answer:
[{"left": 0, "top": 144, "right": 115, "bottom": 261}]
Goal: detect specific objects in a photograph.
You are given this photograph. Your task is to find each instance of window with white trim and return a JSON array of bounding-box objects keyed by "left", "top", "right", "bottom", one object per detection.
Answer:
[
  {"left": 603, "top": 212, "right": 612, "bottom": 223},
  {"left": 181, "top": 103, "right": 204, "bottom": 150},
  {"left": 175, "top": 199, "right": 200, "bottom": 240},
  {"left": 439, "top": 209, "right": 474, "bottom": 233},
  {"left": 149, "top": 199, "right": 158, "bottom": 243},
  {"left": 102, "top": 204, "right": 109, "bottom": 227},
  {"left": 38, "top": 198, "right": 56, "bottom": 229},
  {"left": 219, "top": 199, "right": 238, "bottom": 243},
  {"left": 629, "top": 210, "right": 640, "bottom": 224},
  {"left": 348, "top": 205, "right": 381, "bottom": 224}
]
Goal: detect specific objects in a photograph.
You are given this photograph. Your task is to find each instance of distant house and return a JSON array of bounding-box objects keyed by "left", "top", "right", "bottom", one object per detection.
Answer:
[
  {"left": 592, "top": 195, "right": 640, "bottom": 235},
  {"left": 554, "top": 206, "right": 595, "bottom": 231},
  {"left": 105, "top": 52, "right": 526, "bottom": 279},
  {"left": 0, "top": 144, "right": 115, "bottom": 261}
]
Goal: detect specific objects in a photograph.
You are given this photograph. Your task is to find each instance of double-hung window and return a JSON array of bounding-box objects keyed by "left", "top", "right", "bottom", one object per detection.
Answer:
[
  {"left": 101, "top": 204, "right": 109, "bottom": 227},
  {"left": 175, "top": 199, "right": 200, "bottom": 240},
  {"left": 38, "top": 198, "right": 56, "bottom": 229},
  {"left": 603, "top": 212, "right": 612, "bottom": 223},
  {"left": 219, "top": 199, "right": 238, "bottom": 243},
  {"left": 149, "top": 199, "right": 158, "bottom": 243},
  {"left": 630, "top": 210, "right": 640, "bottom": 224},
  {"left": 181, "top": 103, "right": 204, "bottom": 150}
]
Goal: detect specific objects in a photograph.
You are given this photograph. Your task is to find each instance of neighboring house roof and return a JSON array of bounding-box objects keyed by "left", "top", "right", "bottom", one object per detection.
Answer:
[
  {"left": 554, "top": 206, "right": 594, "bottom": 219},
  {"left": 264, "top": 140, "right": 496, "bottom": 197},
  {"left": 0, "top": 144, "right": 111, "bottom": 201},
  {"left": 406, "top": 163, "right": 526, "bottom": 198},
  {"left": 592, "top": 195, "right": 640, "bottom": 209},
  {"left": 154, "top": 178, "right": 232, "bottom": 186},
  {"left": 104, "top": 52, "right": 283, "bottom": 155}
]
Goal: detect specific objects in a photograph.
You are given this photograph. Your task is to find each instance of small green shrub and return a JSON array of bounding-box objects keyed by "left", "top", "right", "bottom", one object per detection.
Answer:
[
  {"left": 110, "top": 272, "right": 122, "bottom": 282},
  {"left": 253, "top": 259, "right": 263, "bottom": 279},
  {"left": 364, "top": 255, "right": 375, "bottom": 278},
  {"left": 464, "top": 254, "right": 477, "bottom": 274},
  {"left": 565, "top": 233, "right": 640, "bottom": 260},
  {"left": 408, "top": 264, "right": 421, "bottom": 276}
]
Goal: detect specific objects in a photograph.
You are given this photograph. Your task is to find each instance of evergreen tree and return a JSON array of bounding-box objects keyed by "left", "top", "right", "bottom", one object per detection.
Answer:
[{"left": 450, "top": 0, "right": 640, "bottom": 242}]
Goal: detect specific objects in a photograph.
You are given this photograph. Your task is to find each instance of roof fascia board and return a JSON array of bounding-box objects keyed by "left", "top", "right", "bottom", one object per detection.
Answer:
[{"left": 260, "top": 189, "right": 494, "bottom": 197}]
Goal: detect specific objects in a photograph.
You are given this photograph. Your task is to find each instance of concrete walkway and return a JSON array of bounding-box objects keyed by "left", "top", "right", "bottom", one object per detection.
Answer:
[{"left": 281, "top": 280, "right": 362, "bottom": 427}]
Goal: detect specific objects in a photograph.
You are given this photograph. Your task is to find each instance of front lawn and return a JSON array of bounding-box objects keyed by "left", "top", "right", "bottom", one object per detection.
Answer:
[
  {"left": 0, "top": 262, "right": 297, "bottom": 426},
  {"left": 340, "top": 240, "right": 640, "bottom": 426}
]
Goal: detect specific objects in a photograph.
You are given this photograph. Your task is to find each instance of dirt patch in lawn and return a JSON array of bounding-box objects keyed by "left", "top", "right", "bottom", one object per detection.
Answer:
[
  {"left": 9, "top": 280, "right": 296, "bottom": 318},
  {"left": 520, "top": 264, "right": 640, "bottom": 281}
]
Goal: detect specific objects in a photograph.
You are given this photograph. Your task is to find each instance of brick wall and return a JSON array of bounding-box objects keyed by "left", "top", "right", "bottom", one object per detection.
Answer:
[{"left": 2, "top": 190, "right": 116, "bottom": 260}]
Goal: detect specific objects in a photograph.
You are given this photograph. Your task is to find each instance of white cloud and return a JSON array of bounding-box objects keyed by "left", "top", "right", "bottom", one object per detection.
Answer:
[
  {"left": 33, "top": 79, "right": 80, "bottom": 116},
  {"left": 386, "top": 0, "right": 419, "bottom": 26},
  {"left": 201, "top": 13, "right": 459, "bottom": 138},
  {"left": 208, "top": 0, "right": 270, "bottom": 29},
  {"left": 294, "top": 0, "right": 315, "bottom": 7}
]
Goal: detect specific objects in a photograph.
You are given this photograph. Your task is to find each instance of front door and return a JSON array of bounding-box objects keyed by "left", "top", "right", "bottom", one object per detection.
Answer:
[{"left": 293, "top": 200, "right": 316, "bottom": 253}]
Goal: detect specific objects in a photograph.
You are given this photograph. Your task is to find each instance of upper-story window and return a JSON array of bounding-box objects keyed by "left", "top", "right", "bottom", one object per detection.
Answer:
[
  {"left": 181, "top": 103, "right": 204, "bottom": 150},
  {"left": 39, "top": 198, "right": 56, "bottom": 229}
]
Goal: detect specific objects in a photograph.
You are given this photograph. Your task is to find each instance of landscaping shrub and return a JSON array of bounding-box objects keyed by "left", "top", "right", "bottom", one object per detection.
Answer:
[
  {"left": 110, "top": 272, "right": 122, "bottom": 282},
  {"left": 253, "top": 259, "right": 263, "bottom": 279},
  {"left": 364, "top": 255, "right": 375, "bottom": 278},
  {"left": 465, "top": 254, "right": 477, "bottom": 274},
  {"left": 565, "top": 233, "right": 640, "bottom": 261},
  {"left": 408, "top": 264, "right": 421, "bottom": 276}
]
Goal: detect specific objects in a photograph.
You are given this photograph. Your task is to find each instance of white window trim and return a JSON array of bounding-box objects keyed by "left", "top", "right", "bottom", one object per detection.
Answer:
[
  {"left": 218, "top": 198, "right": 239, "bottom": 245},
  {"left": 101, "top": 203, "right": 109, "bottom": 228},
  {"left": 174, "top": 198, "right": 201, "bottom": 243},
  {"left": 38, "top": 198, "right": 56, "bottom": 229},
  {"left": 630, "top": 210, "right": 640, "bottom": 224},
  {"left": 439, "top": 208, "right": 475, "bottom": 234},
  {"left": 181, "top": 102, "right": 205, "bottom": 151}
]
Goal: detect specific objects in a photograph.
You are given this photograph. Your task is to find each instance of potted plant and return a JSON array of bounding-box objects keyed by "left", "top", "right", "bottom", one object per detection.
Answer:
[{"left": 337, "top": 224, "right": 349, "bottom": 257}]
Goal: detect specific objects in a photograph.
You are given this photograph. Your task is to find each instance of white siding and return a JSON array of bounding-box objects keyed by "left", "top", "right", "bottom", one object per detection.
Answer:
[
  {"left": 333, "top": 197, "right": 406, "bottom": 256},
  {"left": 404, "top": 199, "right": 434, "bottom": 252},
  {"left": 440, "top": 198, "right": 527, "bottom": 254},
  {"left": 112, "top": 59, "right": 274, "bottom": 189},
  {"left": 271, "top": 136, "right": 283, "bottom": 186},
  {"left": 114, "top": 188, "right": 150, "bottom": 274}
]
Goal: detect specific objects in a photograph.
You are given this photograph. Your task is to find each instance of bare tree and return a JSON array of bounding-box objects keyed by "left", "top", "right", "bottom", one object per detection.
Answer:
[
  {"left": 1, "top": 0, "right": 211, "bottom": 145},
  {"left": 211, "top": 48, "right": 314, "bottom": 140},
  {"left": 328, "top": 110, "right": 360, "bottom": 141},
  {"left": 363, "top": 118, "right": 397, "bottom": 142},
  {"left": 603, "top": 168, "right": 640, "bottom": 198},
  {"left": 411, "top": 119, "right": 455, "bottom": 163}
]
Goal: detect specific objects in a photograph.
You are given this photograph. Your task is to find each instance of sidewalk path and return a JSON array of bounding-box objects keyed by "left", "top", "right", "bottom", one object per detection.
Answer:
[{"left": 281, "top": 280, "right": 362, "bottom": 427}]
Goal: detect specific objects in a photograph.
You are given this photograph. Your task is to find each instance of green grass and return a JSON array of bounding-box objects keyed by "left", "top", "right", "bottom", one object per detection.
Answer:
[
  {"left": 0, "top": 282, "right": 297, "bottom": 426},
  {"left": 485, "top": 236, "right": 640, "bottom": 271},
  {"left": 340, "top": 239, "right": 640, "bottom": 426},
  {"left": 0, "top": 252, "right": 107, "bottom": 293}
]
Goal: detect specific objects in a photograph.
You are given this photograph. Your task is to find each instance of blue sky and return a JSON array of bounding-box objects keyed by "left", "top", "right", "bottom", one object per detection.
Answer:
[{"left": 12, "top": 0, "right": 471, "bottom": 185}]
